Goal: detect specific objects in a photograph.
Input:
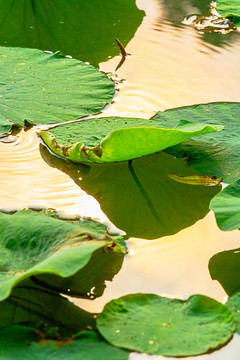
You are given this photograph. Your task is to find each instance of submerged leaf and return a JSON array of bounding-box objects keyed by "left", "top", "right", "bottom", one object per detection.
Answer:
[
  {"left": 209, "top": 248, "right": 240, "bottom": 296},
  {"left": 0, "top": 46, "right": 114, "bottom": 135},
  {"left": 209, "top": 179, "right": 240, "bottom": 231},
  {"left": 40, "top": 117, "right": 222, "bottom": 163},
  {"left": 0, "top": 0, "right": 144, "bottom": 66},
  {"left": 0, "top": 209, "right": 125, "bottom": 302},
  {"left": 0, "top": 326, "right": 129, "bottom": 360},
  {"left": 96, "top": 293, "right": 235, "bottom": 356},
  {"left": 40, "top": 147, "right": 221, "bottom": 240},
  {"left": 152, "top": 102, "right": 240, "bottom": 183}
]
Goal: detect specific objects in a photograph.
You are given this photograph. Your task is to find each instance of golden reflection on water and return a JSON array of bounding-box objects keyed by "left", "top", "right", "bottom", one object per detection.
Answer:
[
  {"left": 0, "top": 0, "right": 240, "bottom": 357},
  {"left": 100, "top": 0, "right": 240, "bottom": 118}
]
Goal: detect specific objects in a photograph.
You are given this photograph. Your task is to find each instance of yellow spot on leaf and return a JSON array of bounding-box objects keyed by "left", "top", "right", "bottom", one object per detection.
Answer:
[{"left": 168, "top": 173, "right": 222, "bottom": 186}]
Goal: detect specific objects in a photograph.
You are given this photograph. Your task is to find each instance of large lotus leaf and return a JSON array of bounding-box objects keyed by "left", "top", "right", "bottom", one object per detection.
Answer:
[
  {"left": 0, "top": 46, "right": 114, "bottom": 135},
  {"left": 0, "top": 281, "right": 95, "bottom": 336},
  {"left": 226, "top": 293, "right": 240, "bottom": 334},
  {"left": 0, "top": 326, "right": 129, "bottom": 360},
  {"left": 209, "top": 179, "right": 240, "bottom": 231},
  {"left": 96, "top": 293, "right": 235, "bottom": 356},
  {"left": 40, "top": 145, "right": 221, "bottom": 239},
  {"left": 217, "top": 0, "right": 240, "bottom": 27},
  {"left": 152, "top": 102, "right": 240, "bottom": 183},
  {"left": 0, "top": 0, "right": 144, "bottom": 67},
  {"left": 0, "top": 209, "right": 125, "bottom": 302},
  {"left": 209, "top": 248, "right": 240, "bottom": 296},
  {"left": 39, "top": 117, "right": 222, "bottom": 163}
]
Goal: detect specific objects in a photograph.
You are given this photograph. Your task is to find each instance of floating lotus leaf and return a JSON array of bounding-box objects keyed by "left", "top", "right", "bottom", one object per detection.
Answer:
[
  {"left": 217, "top": 0, "right": 240, "bottom": 26},
  {"left": 226, "top": 293, "right": 240, "bottom": 334},
  {"left": 0, "top": 326, "right": 129, "bottom": 360},
  {"left": 0, "top": 281, "right": 95, "bottom": 335},
  {"left": 0, "top": 46, "right": 114, "bottom": 135},
  {"left": 209, "top": 248, "right": 240, "bottom": 296},
  {"left": 97, "top": 293, "right": 235, "bottom": 357},
  {"left": 40, "top": 146, "right": 221, "bottom": 239},
  {"left": 209, "top": 179, "right": 240, "bottom": 231},
  {"left": 0, "top": 0, "right": 144, "bottom": 66},
  {"left": 0, "top": 209, "right": 125, "bottom": 302},
  {"left": 40, "top": 117, "right": 222, "bottom": 163},
  {"left": 152, "top": 102, "right": 240, "bottom": 183}
]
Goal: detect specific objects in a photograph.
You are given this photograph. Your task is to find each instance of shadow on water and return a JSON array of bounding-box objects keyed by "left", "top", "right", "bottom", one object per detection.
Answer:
[
  {"left": 40, "top": 144, "right": 221, "bottom": 240},
  {"left": 0, "top": 0, "right": 144, "bottom": 66}
]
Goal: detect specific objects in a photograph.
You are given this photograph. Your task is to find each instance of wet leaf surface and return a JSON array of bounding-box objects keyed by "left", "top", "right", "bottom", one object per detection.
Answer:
[
  {"left": 217, "top": 0, "right": 240, "bottom": 26},
  {"left": 152, "top": 102, "right": 240, "bottom": 183},
  {"left": 0, "top": 47, "right": 114, "bottom": 135},
  {"left": 0, "top": 0, "right": 144, "bottom": 66},
  {"left": 96, "top": 293, "right": 235, "bottom": 356},
  {"left": 0, "top": 209, "right": 125, "bottom": 301},
  {"left": 227, "top": 292, "right": 240, "bottom": 334},
  {"left": 40, "top": 117, "right": 222, "bottom": 163},
  {"left": 40, "top": 146, "right": 221, "bottom": 239},
  {"left": 210, "top": 179, "right": 240, "bottom": 231},
  {"left": 0, "top": 326, "right": 129, "bottom": 360}
]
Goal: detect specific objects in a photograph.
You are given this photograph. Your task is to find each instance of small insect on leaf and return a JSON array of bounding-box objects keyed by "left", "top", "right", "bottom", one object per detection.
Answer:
[{"left": 168, "top": 173, "right": 223, "bottom": 186}]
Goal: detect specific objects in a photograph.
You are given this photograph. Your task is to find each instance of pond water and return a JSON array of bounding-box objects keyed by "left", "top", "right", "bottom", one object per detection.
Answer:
[{"left": 0, "top": 0, "right": 240, "bottom": 358}]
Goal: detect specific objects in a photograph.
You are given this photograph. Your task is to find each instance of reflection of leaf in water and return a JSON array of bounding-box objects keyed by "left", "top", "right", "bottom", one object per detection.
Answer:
[
  {"left": 0, "top": 325, "right": 129, "bottom": 360},
  {"left": 40, "top": 145, "right": 220, "bottom": 240},
  {"left": 96, "top": 293, "right": 235, "bottom": 356},
  {"left": 0, "top": 0, "right": 145, "bottom": 66},
  {"left": 0, "top": 209, "right": 125, "bottom": 302},
  {"left": 0, "top": 47, "right": 114, "bottom": 135},
  {"left": 209, "top": 248, "right": 240, "bottom": 296},
  {"left": 0, "top": 280, "right": 95, "bottom": 336},
  {"left": 210, "top": 179, "right": 240, "bottom": 231}
]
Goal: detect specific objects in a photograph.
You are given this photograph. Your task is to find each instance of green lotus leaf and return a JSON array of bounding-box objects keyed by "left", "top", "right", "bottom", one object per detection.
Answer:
[
  {"left": 0, "top": 46, "right": 114, "bottom": 135},
  {"left": 0, "top": 209, "right": 125, "bottom": 302},
  {"left": 0, "top": 281, "right": 95, "bottom": 336},
  {"left": 209, "top": 248, "right": 240, "bottom": 296},
  {"left": 226, "top": 293, "right": 240, "bottom": 334},
  {"left": 0, "top": 0, "right": 144, "bottom": 66},
  {"left": 0, "top": 326, "right": 129, "bottom": 360},
  {"left": 39, "top": 117, "right": 222, "bottom": 163},
  {"left": 209, "top": 179, "right": 240, "bottom": 231},
  {"left": 96, "top": 293, "right": 235, "bottom": 357},
  {"left": 40, "top": 145, "right": 221, "bottom": 239},
  {"left": 217, "top": 0, "right": 240, "bottom": 27},
  {"left": 152, "top": 102, "right": 240, "bottom": 183}
]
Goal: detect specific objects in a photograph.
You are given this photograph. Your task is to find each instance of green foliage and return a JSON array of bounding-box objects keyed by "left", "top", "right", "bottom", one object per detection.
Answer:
[
  {"left": 96, "top": 293, "right": 235, "bottom": 356},
  {"left": 226, "top": 293, "right": 240, "bottom": 334},
  {"left": 40, "top": 146, "right": 221, "bottom": 239},
  {"left": 152, "top": 102, "right": 240, "bottom": 183},
  {"left": 0, "top": 209, "right": 125, "bottom": 302},
  {"left": 209, "top": 248, "right": 240, "bottom": 296},
  {"left": 0, "top": 0, "right": 144, "bottom": 66},
  {"left": 0, "top": 326, "right": 129, "bottom": 360},
  {"left": 210, "top": 179, "right": 240, "bottom": 231},
  {"left": 0, "top": 46, "right": 114, "bottom": 135},
  {"left": 217, "top": 0, "right": 240, "bottom": 26},
  {"left": 40, "top": 117, "right": 222, "bottom": 163}
]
